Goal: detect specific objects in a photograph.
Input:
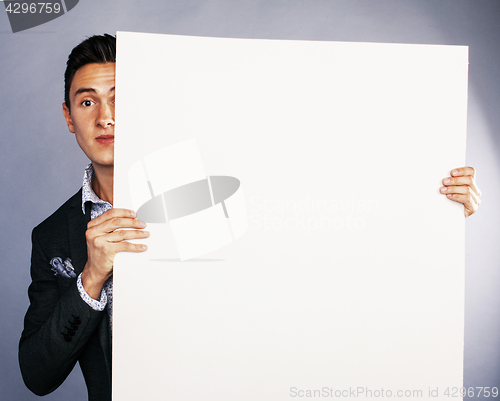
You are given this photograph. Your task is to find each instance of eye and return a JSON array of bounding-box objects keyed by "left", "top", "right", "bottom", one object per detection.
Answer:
[{"left": 81, "top": 99, "right": 95, "bottom": 107}]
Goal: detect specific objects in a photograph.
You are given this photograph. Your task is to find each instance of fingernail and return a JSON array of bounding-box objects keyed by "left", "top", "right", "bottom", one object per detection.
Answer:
[
  {"left": 130, "top": 210, "right": 136, "bottom": 217},
  {"left": 452, "top": 169, "right": 458, "bottom": 175},
  {"left": 447, "top": 194, "right": 453, "bottom": 197},
  {"left": 141, "top": 245, "right": 148, "bottom": 250},
  {"left": 143, "top": 231, "right": 150, "bottom": 236},
  {"left": 440, "top": 187, "right": 447, "bottom": 192},
  {"left": 138, "top": 220, "right": 146, "bottom": 228},
  {"left": 444, "top": 178, "right": 451, "bottom": 184}
]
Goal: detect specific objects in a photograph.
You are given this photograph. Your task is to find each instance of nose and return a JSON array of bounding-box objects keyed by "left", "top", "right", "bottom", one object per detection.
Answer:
[{"left": 96, "top": 102, "right": 115, "bottom": 128}]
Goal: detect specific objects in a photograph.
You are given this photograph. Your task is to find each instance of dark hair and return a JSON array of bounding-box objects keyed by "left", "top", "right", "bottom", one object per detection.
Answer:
[{"left": 64, "top": 34, "right": 116, "bottom": 111}]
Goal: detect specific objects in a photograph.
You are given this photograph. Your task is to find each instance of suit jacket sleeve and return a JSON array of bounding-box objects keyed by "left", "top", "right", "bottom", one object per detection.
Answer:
[{"left": 19, "top": 209, "right": 106, "bottom": 396}]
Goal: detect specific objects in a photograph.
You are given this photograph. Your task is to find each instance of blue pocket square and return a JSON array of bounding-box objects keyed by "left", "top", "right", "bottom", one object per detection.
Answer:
[{"left": 50, "top": 257, "right": 76, "bottom": 278}]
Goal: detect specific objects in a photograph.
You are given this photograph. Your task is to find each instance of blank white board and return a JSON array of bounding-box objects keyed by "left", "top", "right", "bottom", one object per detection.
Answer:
[{"left": 114, "top": 32, "right": 467, "bottom": 400}]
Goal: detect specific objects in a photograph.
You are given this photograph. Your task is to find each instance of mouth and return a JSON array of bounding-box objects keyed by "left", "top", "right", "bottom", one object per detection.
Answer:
[{"left": 96, "top": 135, "right": 114, "bottom": 145}]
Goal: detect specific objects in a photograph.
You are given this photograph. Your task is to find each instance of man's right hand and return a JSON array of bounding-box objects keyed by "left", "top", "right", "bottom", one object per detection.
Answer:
[{"left": 81, "top": 208, "right": 149, "bottom": 299}]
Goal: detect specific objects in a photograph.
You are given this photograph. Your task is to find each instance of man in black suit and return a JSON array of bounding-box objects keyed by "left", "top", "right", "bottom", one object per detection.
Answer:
[
  {"left": 19, "top": 34, "right": 481, "bottom": 400},
  {"left": 19, "top": 34, "right": 149, "bottom": 401}
]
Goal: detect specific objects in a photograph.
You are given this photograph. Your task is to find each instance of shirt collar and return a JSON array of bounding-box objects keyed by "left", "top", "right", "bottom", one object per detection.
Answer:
[{"left": 81, "top": 163, "right": 110, "bottom": 214}]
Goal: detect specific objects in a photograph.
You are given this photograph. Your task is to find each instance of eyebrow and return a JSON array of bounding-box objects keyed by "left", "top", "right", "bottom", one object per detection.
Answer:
[{"left": 73, "top": 87, "right": 115, "bottom": 98}]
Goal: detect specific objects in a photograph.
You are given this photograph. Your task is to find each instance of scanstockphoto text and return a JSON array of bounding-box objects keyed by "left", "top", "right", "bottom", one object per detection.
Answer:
[{"left": 290, "top": 386, "right": 499, "bottom": 398}]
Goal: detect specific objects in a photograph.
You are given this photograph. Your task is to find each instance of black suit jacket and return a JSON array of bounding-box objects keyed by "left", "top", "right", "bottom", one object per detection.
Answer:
[{"left": 19, "top": 189, "right": 112, "bottom": 401}]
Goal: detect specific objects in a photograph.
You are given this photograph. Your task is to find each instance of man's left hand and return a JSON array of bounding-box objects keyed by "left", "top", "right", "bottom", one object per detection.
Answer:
[{"left": 440, "top": 166, "right": 481, "bottom": 217}]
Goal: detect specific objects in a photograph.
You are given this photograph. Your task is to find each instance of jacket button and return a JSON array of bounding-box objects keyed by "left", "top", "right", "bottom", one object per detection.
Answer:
[{"left": 71, "top": 315, "right": 82, "bottom": 325}]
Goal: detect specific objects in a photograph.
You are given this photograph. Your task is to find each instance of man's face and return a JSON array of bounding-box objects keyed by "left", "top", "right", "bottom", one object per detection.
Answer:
[{"left": 63, "top": 62, "right": 116, "bottom": 168}]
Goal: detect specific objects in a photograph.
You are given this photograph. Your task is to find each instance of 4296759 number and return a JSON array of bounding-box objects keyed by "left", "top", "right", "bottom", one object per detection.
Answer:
[
  {"left": 444, "top": 387, "right": 499, "bottom": 398},
  {"left": 5, "top": 2, "right": 62, "bottom": 14}
]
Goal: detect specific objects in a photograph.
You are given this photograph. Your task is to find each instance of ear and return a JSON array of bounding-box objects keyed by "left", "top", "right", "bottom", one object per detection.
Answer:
[{"left": 62, "top": 103, "right": 75, "bottom": 133}]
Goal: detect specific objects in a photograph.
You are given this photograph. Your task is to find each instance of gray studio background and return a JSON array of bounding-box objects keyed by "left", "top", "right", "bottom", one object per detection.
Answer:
[{"left": 1, "top": 1, "right": 499, "bottom": 400}]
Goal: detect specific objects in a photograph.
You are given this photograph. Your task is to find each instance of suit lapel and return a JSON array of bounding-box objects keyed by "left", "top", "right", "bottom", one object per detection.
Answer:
[{"left": 67, "top": 189, "right": 90, "bottom": 275}]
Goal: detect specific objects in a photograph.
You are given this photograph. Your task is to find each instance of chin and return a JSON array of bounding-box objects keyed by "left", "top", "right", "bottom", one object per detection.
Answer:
[{"left": 93, "top": 159, "right": 115, "bottom": 168}]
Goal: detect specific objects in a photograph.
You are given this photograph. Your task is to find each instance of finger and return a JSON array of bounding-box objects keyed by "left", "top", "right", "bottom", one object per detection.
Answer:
[
  {"left": 113, "top": 241, "right": 148, "bottom": 253},
  {"left": 450, "top": 166, "right": 476, "bottom": 179},
  {"left": 88, "top": 217, "right": 147, "bottom": 236},
  {"left": 442, "top": 175, "right": 474, "bottom": 187},
  {"left": 91, "top": 241, "right": 148, "bottom": 257},
  {"left": 440, "top": 185, "right": 480, "bottom": 205},
  {"left": 104, "top": 229, "right": 150, "bottom": 244},
  {"left": 87, "top": 208, "right": 137, "bottom": 229}
]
